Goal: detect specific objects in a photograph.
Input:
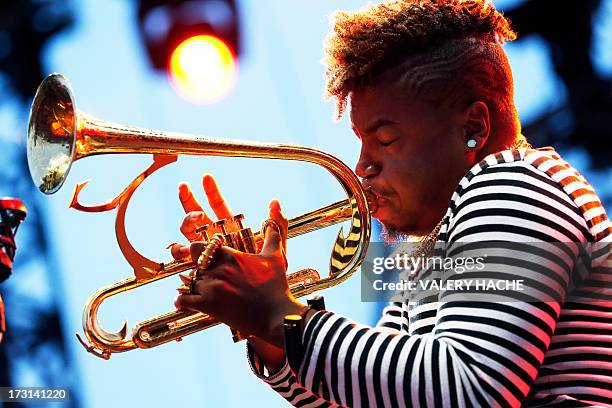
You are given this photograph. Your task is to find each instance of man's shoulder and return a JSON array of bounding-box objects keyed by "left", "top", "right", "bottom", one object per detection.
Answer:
[
  {"left": 462, "top": 146, "right": 564, "bottom": 184},
  {"left": 448, "top": 146, "right": 610, "bottom": 242},
  {"left": 450, "top": 146, "right": 564, "bottom": 204}
]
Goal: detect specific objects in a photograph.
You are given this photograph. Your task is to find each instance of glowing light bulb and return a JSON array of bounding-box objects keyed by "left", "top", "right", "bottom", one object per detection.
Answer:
[{"left": 168, "top": 35, "right": 237, "bottom": 103}]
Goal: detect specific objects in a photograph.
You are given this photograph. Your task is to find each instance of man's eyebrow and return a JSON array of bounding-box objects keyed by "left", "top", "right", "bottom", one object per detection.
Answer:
[{"left": 365, "top": 118, "right": 397, "bottom": 134}]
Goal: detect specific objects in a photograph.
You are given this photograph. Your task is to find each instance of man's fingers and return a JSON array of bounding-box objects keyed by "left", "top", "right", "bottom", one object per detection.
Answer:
[
  {"left": 189, "top": 241, "right": 209, "bottom": 264},
  {"left": 174, "top": 279, "right": 224, "bottom": 311},
  {"left": 174, "top": 294, "right": 201, "bottom": 311},
  {"left": 169, "top": 243, "right": 191, "bottom": 260},
  {"left": 270, "top": 199, "right": 288, "bottom": 253},
  {"left": 260, "top": 200, "right": 288, "bottom": 259},
  {"left": 203, "top": 174, "right": 234, "bottom": 219},
  {"left": 179, "top": 182, "right": 204, "bottom": 213},
  {"left": 180, "top": 212, "right": 213, "bottom": 241},
  {"left": 189, "top": 244, "right": 235, "bottom": 280}
]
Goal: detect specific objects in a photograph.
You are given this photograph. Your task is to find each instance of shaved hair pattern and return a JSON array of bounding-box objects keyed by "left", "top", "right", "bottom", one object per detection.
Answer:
[{"left": 324, "top": 0, "right": 517, "bottom": 117}]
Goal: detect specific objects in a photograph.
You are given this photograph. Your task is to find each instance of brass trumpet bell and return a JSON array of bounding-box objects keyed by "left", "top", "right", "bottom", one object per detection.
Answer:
[
  {"left": 27, "top": 73, "right": 371, "bottom": 359},
  {"left": 28, "top": 73, "right": 77, "bottom": 194}
]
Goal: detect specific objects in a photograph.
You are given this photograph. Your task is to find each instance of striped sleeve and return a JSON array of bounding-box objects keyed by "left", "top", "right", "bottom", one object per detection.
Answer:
[
  {"left": 246, "top": 343, "right": 341, "bottom": 407},
  {"left": 244, "top": 304, "right": 405, "bottom": 408},
  {"left": 270, "top": 161, "right": 585, "bottom": 407}
]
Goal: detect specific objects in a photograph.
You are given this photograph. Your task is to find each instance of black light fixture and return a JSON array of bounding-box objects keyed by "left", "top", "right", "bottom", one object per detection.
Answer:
[
  {"left": 137, "top": 0, "right": 241, "bottom": 102},
  {"left": 137, "top": 0, "right": 241, "bottom": 71}
]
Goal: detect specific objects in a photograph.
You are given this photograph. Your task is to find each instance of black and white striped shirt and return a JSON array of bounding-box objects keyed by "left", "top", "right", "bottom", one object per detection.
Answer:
[{"left": 248, "top": 146, "right": 612, "bottom": 407}]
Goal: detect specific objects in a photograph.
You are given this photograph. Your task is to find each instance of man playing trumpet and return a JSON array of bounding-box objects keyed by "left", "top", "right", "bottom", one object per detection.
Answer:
[{"left": 170, "top": 1, "right": 612, "bottom": 406}]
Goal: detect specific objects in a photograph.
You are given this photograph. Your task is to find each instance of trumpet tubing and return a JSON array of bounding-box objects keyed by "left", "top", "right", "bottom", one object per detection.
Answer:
[{"left": 28, "top": 73, "right": 371, "bottom": 359}]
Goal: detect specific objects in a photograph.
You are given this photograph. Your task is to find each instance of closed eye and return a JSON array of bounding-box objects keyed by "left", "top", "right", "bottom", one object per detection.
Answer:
[{"left": 379, "top": 137, "right": 398, "bottom": 147}]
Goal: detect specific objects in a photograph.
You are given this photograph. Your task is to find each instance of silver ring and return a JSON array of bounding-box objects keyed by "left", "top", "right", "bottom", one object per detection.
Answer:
[
  {"left": 261, "top": 219, "right": 281, "bottom": 236},
  {"left": 196, "top": 233, "right": 225, "bottom": 270},
  {"left": 187, "top": 234, "right": 225, "bottom": 294}
]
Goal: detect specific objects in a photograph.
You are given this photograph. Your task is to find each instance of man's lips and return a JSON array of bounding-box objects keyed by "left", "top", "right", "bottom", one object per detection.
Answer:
[
  {"left": 363, "top": 183, "right": 393, "bottom": 199},
  {"left": 363, "top": 185, "right": 393, "bottom": 214}
]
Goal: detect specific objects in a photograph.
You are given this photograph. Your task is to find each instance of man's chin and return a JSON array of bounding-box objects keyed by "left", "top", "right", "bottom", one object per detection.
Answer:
[
  {"left": 380, "top": 225, "right": 411, "bottom": 244},
  {"left": 373, "top": 209, "right": 425, "bottom": 243},
  {"left": 376, "top": 217, "right": 418, "bottom": 243}
]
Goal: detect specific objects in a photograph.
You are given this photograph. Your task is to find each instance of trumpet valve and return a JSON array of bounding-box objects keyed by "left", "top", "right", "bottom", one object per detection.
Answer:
[
  {"left": 214, "top": 219, "right": 228, "bottom": 235},
  {"left": 232, "top": 214, "right": 245, "bottom": 229},
  {"left": 237, "top": 227, "right": 256, "bottom": 253},
  {"left": 195, "top": 224, "right": 209, "bottom": 241},
  {"left": 229, "top": 214, "right": 257, "bottom": 253}
]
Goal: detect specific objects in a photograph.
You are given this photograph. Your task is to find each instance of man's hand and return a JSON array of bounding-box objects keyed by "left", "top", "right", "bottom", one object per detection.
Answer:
[
  {"left": 174, "top": 199, "right": 304, "bottom": 348},
  {"left": 170, "top": 174, "right": 237, "bottom": 259},
  {"left": 171, "top": 175, "right": 303, "bottom": 350}
]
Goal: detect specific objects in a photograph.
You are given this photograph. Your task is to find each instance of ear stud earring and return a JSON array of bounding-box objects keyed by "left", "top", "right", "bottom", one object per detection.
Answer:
[{"left": 466, "top": 139, "right": 477, "bottom": 148}]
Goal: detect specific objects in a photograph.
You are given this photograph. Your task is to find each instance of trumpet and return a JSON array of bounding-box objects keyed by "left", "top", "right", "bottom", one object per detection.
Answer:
[{"left": 27, "top": 73, "right": 371, "bottom": 359}]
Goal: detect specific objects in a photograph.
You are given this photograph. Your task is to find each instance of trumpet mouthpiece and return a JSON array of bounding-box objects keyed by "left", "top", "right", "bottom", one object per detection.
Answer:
[{"left": 364, "top": 189, "right": 378, "bottom": 213}]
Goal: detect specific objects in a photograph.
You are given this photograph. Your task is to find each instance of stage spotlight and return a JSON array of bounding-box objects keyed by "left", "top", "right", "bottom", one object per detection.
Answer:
[
  {"left": 168, "top": 34, "right": 237, "bottom": 103},
  {"left": 137, "top": 0, "right": 241, "bottom": 103}
]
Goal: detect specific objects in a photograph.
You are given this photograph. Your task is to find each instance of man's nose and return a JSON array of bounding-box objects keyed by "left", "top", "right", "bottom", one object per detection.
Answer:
[{"left": 355, "top": 149, "right": 380, "bottom": 179}]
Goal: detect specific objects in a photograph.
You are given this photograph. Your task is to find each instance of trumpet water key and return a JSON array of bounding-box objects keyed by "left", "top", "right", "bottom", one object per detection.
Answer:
[{"left": 27, "top": 73, "right": 372, "bottom": 359}]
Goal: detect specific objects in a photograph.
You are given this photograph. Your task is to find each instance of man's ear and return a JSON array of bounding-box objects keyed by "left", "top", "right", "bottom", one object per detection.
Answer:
[{"left": 463, "top": 101, "right": 490, "bottom": 151}]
